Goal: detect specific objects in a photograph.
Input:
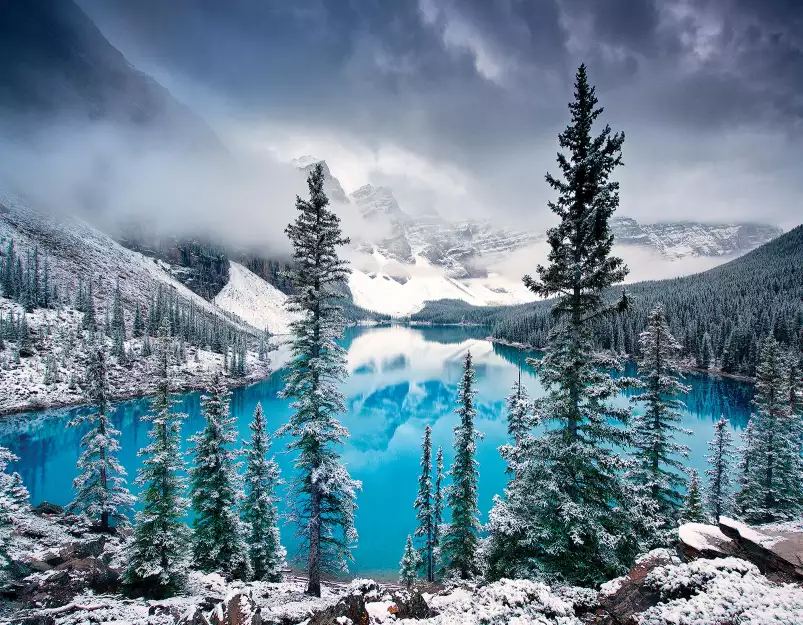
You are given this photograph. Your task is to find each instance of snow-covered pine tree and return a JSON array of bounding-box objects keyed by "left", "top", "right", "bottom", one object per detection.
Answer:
[
  {"left": 788, "top": 352, "right": 802, "bottom": 415},
  {"left": 243, "top": 402, "right": 286, "bottom": 581},
  {"left": 82, "top": 280, "right": 95, "bottom": 331},
  {"left": 414, "top": 424, "right": 435, "bottom": 581},
  {"left": 433, "top": 445, "right": 444, "bottom": 575},
  {"left": 124, "top": 318, "right": 190, "bottom": 598},
  {"left": 0, "top": 446, "right": 28, "bottom": 569},
  {"left": 442, "top": 351, "right": 482, "bottom": 579},
  {"left": 279, "top": 163, "right": 361, "bottom": 597},
  {"left": 7, "top": 472, "right": 29, "bottom": 510},
  {"left": 679, "top": 470, "right": 707, "bottom": 523},
  {"left": 738, "top": 338, "right": 803, "bottom": 523},
  {"left": 111, "top": 279, "right": 124, "bottom": 336},
  {"left": 399, "top": 534, "right": 421, "bottom": 588},
  {"left": 488, "top": 64, "right": 638, "bottom": 585},
  {"left": 133, "top": 302, "right": 144, "bottom": 338},
  {"left": 498, "top": 374, "right": 531, "bottom": 478},
  {"left": 629, "top": 304, "right": 691, "bottom": 524},
  {"left": 705, "top": 417, "right": 735, "bottom": 521},
  {"left": 67, "top": 348, "right": 134, "bottom": 530},
  {"left": 189, "top": 373, "right": 251, "bottom": 580}
]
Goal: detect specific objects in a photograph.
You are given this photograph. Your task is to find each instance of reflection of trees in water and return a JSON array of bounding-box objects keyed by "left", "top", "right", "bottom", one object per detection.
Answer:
[
  {"left": 492, "top": 343, "right": 754, "bottom": 431},
  {"left": 684, "top": 376, "right": 753, "bottom": 429},
  {"left": 341, "top": 324, "right": 492, "bottom": 347},
  {"left": 414, "top": 325, "right": 491, "bottom": 345},
  {"left": 491, "top": 343, "right": 543, "bottom": 373}
]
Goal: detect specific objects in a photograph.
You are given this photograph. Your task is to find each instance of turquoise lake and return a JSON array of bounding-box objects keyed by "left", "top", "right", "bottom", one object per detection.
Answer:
[{"left": 0, "top": 324, "right": 754, "bottom": 579}]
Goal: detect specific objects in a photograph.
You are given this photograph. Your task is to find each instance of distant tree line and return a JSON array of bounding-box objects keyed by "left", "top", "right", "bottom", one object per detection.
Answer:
[{"left": 412, "top": 225, "right": 803, "bottom": 377}]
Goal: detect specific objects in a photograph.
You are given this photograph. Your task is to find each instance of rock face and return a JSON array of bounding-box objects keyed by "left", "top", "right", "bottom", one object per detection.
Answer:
[
  {"left": 208, "top": 591, "right": 263, "bottom": 625},
  {"left": 596, "top": 549, "right": 679, "bottom": 625},
  {"left": 718, "top": 517, "right": 803, "bottom": 582},
  {"left": 677, "top": 518, "right": 803, "bottom": 583},
  {"left": 610, "top": 216, "right": 782, "bottom": 258}
]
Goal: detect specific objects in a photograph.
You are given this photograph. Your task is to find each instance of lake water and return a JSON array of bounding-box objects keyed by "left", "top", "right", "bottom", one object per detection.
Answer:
[{"left": 0, "top": 324, "right": 754, "bottom": 579}]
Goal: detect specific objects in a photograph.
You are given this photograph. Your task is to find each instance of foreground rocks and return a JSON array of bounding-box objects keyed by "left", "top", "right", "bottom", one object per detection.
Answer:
[
  {"left": 5, "top": 506, "right": 803, "bottom": 625},
  {"left": 679, "top": 517, "right": 803, "bottom": 583}
]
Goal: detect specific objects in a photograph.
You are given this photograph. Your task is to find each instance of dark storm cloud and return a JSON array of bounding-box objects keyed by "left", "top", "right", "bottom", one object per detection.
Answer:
[{"left": 78, "top": 0, "right": 803, "bottom": 227}]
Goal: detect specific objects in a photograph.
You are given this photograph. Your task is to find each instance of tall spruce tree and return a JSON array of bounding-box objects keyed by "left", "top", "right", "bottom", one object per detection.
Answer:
[
  {"left": 488, "top": 65, "right": 639, "bottom": 585},
  {"left": 705, "top": 417, "right": 735, "bottom": 520},
  {"left": 738, "top": 338, "right": 803, "bottom": 523},
  {"left": 414, "top": 425, "right": 435, "bottom": 582},
  {"left": 189, "top": 374, "right": 251, "bottom": 580},
  {"left": 124, "top": 318, "right": 190, "bottom": 598},
  {"left": 0, "top": 446, "right": 29, "bottom": 569},
  {"left": 499, "top": 374, "right": 531, "bottom": 478},
  {"left": 82, "top": 281, "right": 95, "bottom": 331},
  {"left": 442, "top": 351, "right": 482, "bottom": 579},
  {"left": 278, "top": 163, "right": 361, "bottom": 597},
  {"left": 243, "top": 402, "right": 286, "bottom": 581},
  {"left": 133, "top": 302, "right": 145, "bottom": 338},
  {"left": 433, "top": 445, "right": 444, "bottom": 575},
  {"left": 630, "top": 305, "right": 691, "bottom": 523},
  {"left": 67, "top": 348, "right": 134, "bottom": 530}
]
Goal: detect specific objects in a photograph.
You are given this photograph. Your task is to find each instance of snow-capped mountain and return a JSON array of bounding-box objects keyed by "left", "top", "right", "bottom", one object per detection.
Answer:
[
  {"left": 610, "top": 217, "right": 782, "bottom": 259},
  {"left": 292, "top": 156, "right": 349, "bottom": 204},
  {"left": 295, "top": 157, "right": 539, "bottom": 279},
  {"left": 292, "top": 157, "right": 783, "bottom": 316}
]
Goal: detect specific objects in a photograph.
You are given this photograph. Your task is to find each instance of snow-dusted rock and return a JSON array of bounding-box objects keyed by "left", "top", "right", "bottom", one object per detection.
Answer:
[
  {"left": 678, "top": 523, "right": 733, "bottom": 559},
  {"left": 719, "top": 517, "right": 803, "bottom": 581},
  {"left": 597, "top": 548, "right": 680, "bottom": 624},
  {"left": 637, "top": 557, "right": 803, "bottom": 624}
]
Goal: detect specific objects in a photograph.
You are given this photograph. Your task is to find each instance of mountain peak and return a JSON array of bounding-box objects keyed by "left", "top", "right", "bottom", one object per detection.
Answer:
[
  {"left": 291, "top": 155, "right": 323, "bottom": 169},
  {"left": 291, "top": 155, "right": 348, "bottom": 203}
]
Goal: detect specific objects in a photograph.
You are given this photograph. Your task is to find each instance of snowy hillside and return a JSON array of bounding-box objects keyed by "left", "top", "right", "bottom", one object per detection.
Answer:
[
  {"left": 214, "top": 261, "right": 296, "bottom": 334},
  {"left": 0, "top": 187, "right": 241, "bottom": 326}
]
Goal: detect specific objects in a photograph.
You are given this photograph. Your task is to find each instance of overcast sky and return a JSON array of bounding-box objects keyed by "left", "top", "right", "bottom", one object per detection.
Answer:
[{"left": 78, "top": 0, "right": 803, "bottom": 230}]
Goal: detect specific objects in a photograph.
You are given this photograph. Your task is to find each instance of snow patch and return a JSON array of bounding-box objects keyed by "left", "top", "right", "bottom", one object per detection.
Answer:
[
  {"left": 678, "top": 523, "right": 732, "bottom": 553},
  {"left": 214, "top": 261, "right": 296, "bottom": 334}
]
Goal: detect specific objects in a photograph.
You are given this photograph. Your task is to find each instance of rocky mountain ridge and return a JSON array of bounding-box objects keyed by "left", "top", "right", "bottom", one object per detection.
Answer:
[
  {"left": 294, "top": 157, "right": 783, "bottom": 284},
  {"left": 610, "top": 216, "right": 783, "bottom": 259}
]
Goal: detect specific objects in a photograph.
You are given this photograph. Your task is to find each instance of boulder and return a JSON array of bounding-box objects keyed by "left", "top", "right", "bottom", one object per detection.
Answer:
[
  {"left": 719, "top": 517, "right": 803, "bottom": 582},
  {"left": 31, "top": 502, "right": 63, "bottom": 516},
  {"left": 178, "top": 605, "right": 212, "bottom": 625},
  {"left": 73, "top": 535, "right": 106, "bottom": 559},
  {"left": 677, "top": 523, "right": 734, "bottom": 560},
  {"left": 596, "top": 549, "right": 679, "bottom": 625},
  {"left": 208, "top": 591, "right": 262, "bottom": 625},
  {"left": 306, "top": 580, "right": 433, "bottom": 625}
]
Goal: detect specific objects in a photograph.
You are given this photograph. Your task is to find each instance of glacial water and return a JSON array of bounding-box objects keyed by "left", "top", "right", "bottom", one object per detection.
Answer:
[{"left": 0, "top": 324, "right": 754, "bottom": 579}]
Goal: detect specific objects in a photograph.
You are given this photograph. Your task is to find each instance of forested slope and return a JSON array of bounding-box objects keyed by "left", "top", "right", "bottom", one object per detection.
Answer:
[{"left": 413, "top": 224, "right": 803, "bottom": 376}]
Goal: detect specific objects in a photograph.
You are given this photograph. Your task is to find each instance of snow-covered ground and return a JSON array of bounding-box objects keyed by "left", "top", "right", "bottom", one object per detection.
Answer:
[
  {"left": 0, "top": 297, "right": 285, "bottom": 415},
  {"left": 213, "top": 261, "right": 297, "bottom": 335},
  {"left": 5, "top": 505, "right": 803, "bottom": 625}
]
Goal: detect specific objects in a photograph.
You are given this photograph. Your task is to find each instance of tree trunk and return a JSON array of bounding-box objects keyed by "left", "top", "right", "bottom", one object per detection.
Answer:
[{"left": 307, "top": 484, "right": 322, "bottom": 597}]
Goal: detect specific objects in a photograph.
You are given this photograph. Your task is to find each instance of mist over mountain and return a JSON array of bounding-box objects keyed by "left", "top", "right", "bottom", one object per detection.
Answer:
[{"left": 0, "top": 0, "right": 789, "bottom": 318}]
